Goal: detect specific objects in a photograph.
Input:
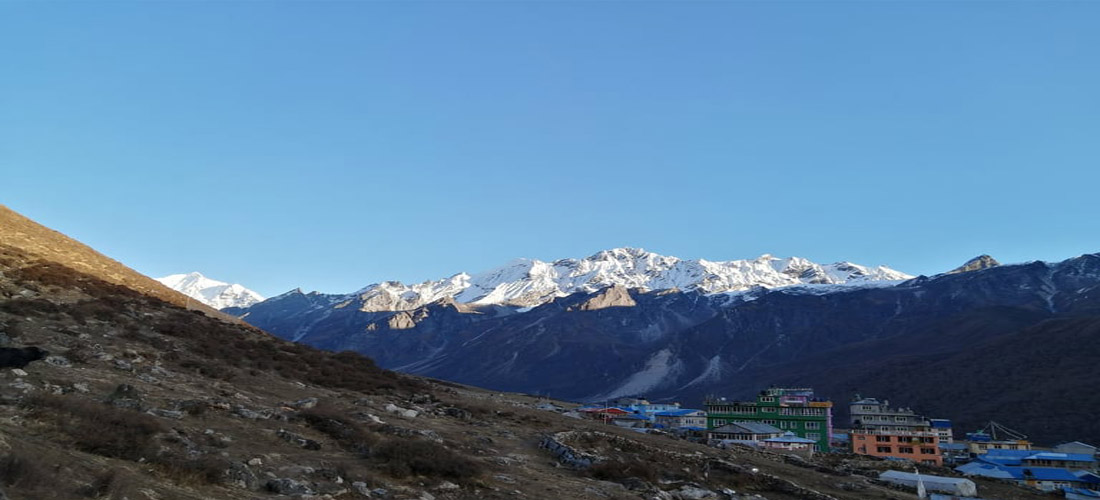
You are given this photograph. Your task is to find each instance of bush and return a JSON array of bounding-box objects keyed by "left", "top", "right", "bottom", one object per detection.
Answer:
[
  {"left": 588, "top": 459, "right": 659, "bottom": 483},
  {"left": 23, "top": 395, "right": 165, "bottom": 461},
  {"left": 298, "top": 407, "right": 378, "bottom": 454},
  {"left": 371, "top": 438, "right": 481, "bottom": 481},
  {"left": 0, "top": 452, "right": 50, "bottom": 489}
]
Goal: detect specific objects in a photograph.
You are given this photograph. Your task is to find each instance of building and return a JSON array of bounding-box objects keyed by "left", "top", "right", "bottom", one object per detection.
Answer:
[
  {"left": 849, "top": 397, "right": 930, "bottom": 431},
  {"left": 964, "top": 430, "right": 1032, "bottom": 454},
  {"left": 763, "top": 432, "right": 818, "bottom": 457},
  {"left": 705, "top": 387, "right": 833, "bottom": 451},
  {"left": 653, "top": 409, "right": 707, "bottom": 430},
  {"left": 848, "top": 396, "right": 942, "bottom": 465},
  {"left": 955, "top": 449, "right": 1100, "bottom": 492},
  {"left": 878, "top": 471, "right": 977, "bottom": 497},
  {"left": 851, "top": 429, "right": 941, "bottom": 465},
  {"left": 930, "top": 419, "right": 954, "bottom": 443},
  {"left": 1055, "top": 442, "right": 1099, "bottom": 457},
  {"left": 708, "top": 422, "right": 783, "bottom": 444}
]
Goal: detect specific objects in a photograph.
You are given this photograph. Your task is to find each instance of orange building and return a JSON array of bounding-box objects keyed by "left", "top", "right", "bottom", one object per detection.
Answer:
[{"left": 851, "top": 429, "right": 942, "bottom": 465}]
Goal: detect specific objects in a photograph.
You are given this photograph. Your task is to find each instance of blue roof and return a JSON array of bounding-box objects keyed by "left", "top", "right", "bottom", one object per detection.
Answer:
[
  {"left": 653, "top": 409, "right": 704, "bottom": 417},
  {"left": 1025, "top": 452, "right": 1097, "bottom": 463},
  {"left": 956, "top": 462, "right": 1015, "bottom": 479},
  {"left": 930, "top": 419, "right": 952, "bottom": 428},
  {"left": 939, "top": 443, "right": 968, "bottom": 451},
  {"left": 1002, "top": 467, "right": 1096, "bottom": 482}
]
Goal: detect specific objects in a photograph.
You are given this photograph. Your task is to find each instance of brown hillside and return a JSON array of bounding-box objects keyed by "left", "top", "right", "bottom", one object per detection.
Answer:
[{"left": 0, "top": 204, "right": 230, "bottom": 320}]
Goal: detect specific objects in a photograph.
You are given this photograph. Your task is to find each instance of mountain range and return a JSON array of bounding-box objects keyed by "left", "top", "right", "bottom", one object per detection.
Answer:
[
  {"left": 228, "top": 248, "right": 1100, "bottom": 445},
  {"left": 156, "top": 272, "right": 264, "bottom": 309}
]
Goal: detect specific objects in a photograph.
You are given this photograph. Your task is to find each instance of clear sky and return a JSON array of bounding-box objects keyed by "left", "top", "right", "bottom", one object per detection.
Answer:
[{"left": 3, "top": 1, "right": 1098, "bottom": 298}]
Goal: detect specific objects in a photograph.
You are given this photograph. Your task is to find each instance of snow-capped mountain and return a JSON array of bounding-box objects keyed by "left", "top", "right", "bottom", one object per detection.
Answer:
[
  {"left": 332, "top": 248, "right": 911, "bottom": 312},
  {"left": 157, "top": 272, "right": 265, "bottom": 310}
]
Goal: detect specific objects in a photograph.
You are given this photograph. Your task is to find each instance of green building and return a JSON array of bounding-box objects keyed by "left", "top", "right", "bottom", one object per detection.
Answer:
[{"left": 704, "top": 387, "right": 833, "bottom": 451}]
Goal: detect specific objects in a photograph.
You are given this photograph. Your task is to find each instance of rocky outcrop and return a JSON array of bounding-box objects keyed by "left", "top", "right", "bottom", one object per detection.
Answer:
[
  {"left": 570, "top": 285, "right": 637, "bottom": 311},
  {"left": 948, "top": 255, "right": 1000, "bottom": 274}
]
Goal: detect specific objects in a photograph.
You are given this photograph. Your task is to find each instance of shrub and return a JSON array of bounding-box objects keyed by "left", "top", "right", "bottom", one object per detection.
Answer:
[
  {"left": 371, "top": 438, "right": 480, "bottom": 481},
  {"left": 23, "top": 394, "right": 165, "bottom": 461},
  {"left": 298, "top": 407, "right": 378, "bottom": 454},
  {"left": 0, "top": 452, "right": 50, "bottom": 489}
]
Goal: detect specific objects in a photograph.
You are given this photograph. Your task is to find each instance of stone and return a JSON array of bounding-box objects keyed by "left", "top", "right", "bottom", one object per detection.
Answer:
[
  {"left": 9, "top": 369, "right": 27, "bottom": 377},
  {"left": 277, "top": 429, "right": 321, "bottom": 450},
  {"left": 71, "top": 382, "right": 89, "bottom": 393},
  {"left": 105, "top": 384, "right": 144, "bottom": 410},
  {"left": 351, "top": 481, "right": 372, "bottom": 497},
  {"left": 436, "top": 481, "right": 459, "bottom": 491},
  {"left": 44, "top": 355, "right": 71, "bottom": 367},
  {"left": 225, "top": 462, "right": 260, "bottom": 490},
  {"left": 384, "top": 403, "right": 418, "bottom": 418},
  {"left": 674, "top": 484, "right": 718, "bottom": 500},
  {"left": 290, "top": 397, "right": 319, "bottom": 409},
  {"left": 266, "top": 478, "right": 314, "bottom": 495},
  {"left": 113, "top": 359, "right": 132, "bottom": 371},
  {"left": 151, "top": 409, "right": 185, "bottom": 419},
  {"left": 248, "top": 458, "right": 263, "bottom": 467}
]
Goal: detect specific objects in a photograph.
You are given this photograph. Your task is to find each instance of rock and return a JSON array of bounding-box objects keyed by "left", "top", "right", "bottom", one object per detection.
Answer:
[
  {"left": 409, "top": 393, "right": 433, "bottom": 404},
  {"left": 419, "top": 492, "right": 435, "bottom": 500},
  {"left": 444, "top": 407, "right": 471, "bottom": 420},
  {"left": 366, "top": 413, "right": 385, "bottom": 424},
  {"left": 674, "top": 484, "right": 718, "bottom": 499},
  {"left": 9, "top": 380, "right": 34, "bottom": 392},
  {"left": 277, "top": 429, "right": 321, "bottom": 450},
  {"left": 266, "top": 478, "right": 314, "bottom": 495},
  {"left": 113, "top": 359, "right": 132, "bottom": 371},
  {"left": 105, "top": 384, "right": 144, "bottom": 410},
  {"left": 436, "top": 481, "right": 459, "bottom": 491},
  {"left": 493, "top": 474, "right": 517, "bottom": 484},
  {"left": 384, "top": 403, "right": 418, "bottom": 418},
  {"left": 151, "top": 409, "right": 185, "bottom": 419},
  {"left": 44, "top": 355, "right": 71, "bottom": 367},
  {"left": 136, "top": 373, "right": 159, "bottom": 384},
  {"left": 225, "top": 462, "right": 260, "bottom": 490},
  {"left": 9, "top": 369, "right": 27, "bottom": 377},
  {"left": 351, "top": 481, "right": 372, "bottom": 497},
  {"left": 233, "top": 407, "right": 268, "bottom": 420},
  {"left": 290, "top": 397, "right": 319, "bottom": 409},
  {"left": 371, "top": 488, "right": 388, "bottom": 497},
  {"left": 71, "top": 382, "right": 89, "bottom": 393},
  {"left": 149, "top": 365, "right": 173, "bottom": 377},
  {"left": 248, "top": 458, "right": 263, "bottom": 466},
  {"left": 0, "top": 333, "right": 11, "bottom": 348}
]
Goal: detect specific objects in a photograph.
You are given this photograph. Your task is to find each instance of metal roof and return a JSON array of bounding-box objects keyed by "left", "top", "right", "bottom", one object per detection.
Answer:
[
  {"left": 1026, "top": 452, "right": 1097, "bottom": 463},
  {"left": 653, "top": 409, "right": 705, "bottom": 417},
  {"left": 710, "top": 422, "right": 783, "bottom": 435}
]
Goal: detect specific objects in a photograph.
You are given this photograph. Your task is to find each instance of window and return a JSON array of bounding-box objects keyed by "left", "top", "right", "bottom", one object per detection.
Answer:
[
  {"left": 876, "top": 436, "right": 891, "bottom": 442},
  {"left": 898, "top": 447, "right": 914, "bottom": 454},
  {"left": 877, "top": 446, "right": 892, "bottom": 453},
  {"left": 806, "top": 433, "right": 820, "bottom": 440},
  {"left": 895, "top": 427, "right": 907, "bottom": 431},
  {"left": 895, "top": 416, "right": 907, "bottom": 422},
  {"left": 805, "top": 422, "right": 820, "bottom": 430},
  {"left": 762, "top": 407, "right": 776, "bottom": 413},
  {"left": 763, "top": 420, "right": 777, "bottom": 425},
  {"left": 921, "top": 448, "right": 936, "bottom": 455},
  {"left": 760, "top": 397, "right": 775, "bottom": 403}
]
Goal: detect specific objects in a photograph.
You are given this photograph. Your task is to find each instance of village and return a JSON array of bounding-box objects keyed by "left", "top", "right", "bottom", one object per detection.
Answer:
[{"left": 551, "top": 387, "right": 1100, "bottom": 499}]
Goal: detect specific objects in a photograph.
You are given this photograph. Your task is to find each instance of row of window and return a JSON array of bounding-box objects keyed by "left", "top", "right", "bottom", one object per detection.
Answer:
[
  {"left": 874, "top": 446, "right": 937, "bottom": 454},
  {"left": 874, "top": 435, "right": 934, "bottom": 443}
]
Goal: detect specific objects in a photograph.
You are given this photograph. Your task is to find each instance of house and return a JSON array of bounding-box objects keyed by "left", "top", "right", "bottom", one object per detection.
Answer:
[
  {"left": 610, "top": 413, "right": 650, "bottom": 429},
  {"left": 930, "top": 419, "right": 954, "bottom": 443},
  {"left": 964, "top": 429, "right": 1031, "bottom": 454},
  {"left": 956, "top": 449, "right": 1100, "bottom": 492},
  {"left": 708, "top": 422, "right": 783, "bottom": 445},
  {"left": 939, "top": 442, "right": 970, "bottom": 465},
  {"left": 878, "top": 470, "right": 977, "bottom": 497},
  {"left": 851, "top": 428, "right": 941, "bottom": 465},
  {"left": 705, "top": 387, "right": 833, "bottom": 451},
  {"left": 848, "top": 396, "right": 942, "bottom": 465},
  {"left": 763, "top": 431, "right": 817, "bottom": 457},
  {"left": 653, "top": 409, "right": 707, "bottom": 430},
  {"left": 577, "top": 407, "right": 629, "bottom": 422},
  {"left": 1055, "top": 442, "right": 1099, "bottom": 457}
]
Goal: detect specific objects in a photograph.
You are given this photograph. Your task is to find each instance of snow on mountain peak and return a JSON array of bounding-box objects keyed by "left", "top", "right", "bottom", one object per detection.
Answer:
[
  {"left": 333, "top": 249, "right": 913, "bottom": 312},
  {"left": 157, "top": 272, "right": 265, "bottom": 310}
]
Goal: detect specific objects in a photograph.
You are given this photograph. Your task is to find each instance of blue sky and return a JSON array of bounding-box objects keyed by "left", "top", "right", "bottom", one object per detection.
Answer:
[{"left": 3, "top": 1, "right": 1098, "bottom": 297}]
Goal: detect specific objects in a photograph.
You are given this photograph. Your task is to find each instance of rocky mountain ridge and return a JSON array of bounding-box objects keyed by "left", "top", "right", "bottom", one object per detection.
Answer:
[
  {"left": 157, "top": 271, "right": 265, "bottom": 309},
  {"left": 260, "top": 248, "right": 912, "bottom": 314}
]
